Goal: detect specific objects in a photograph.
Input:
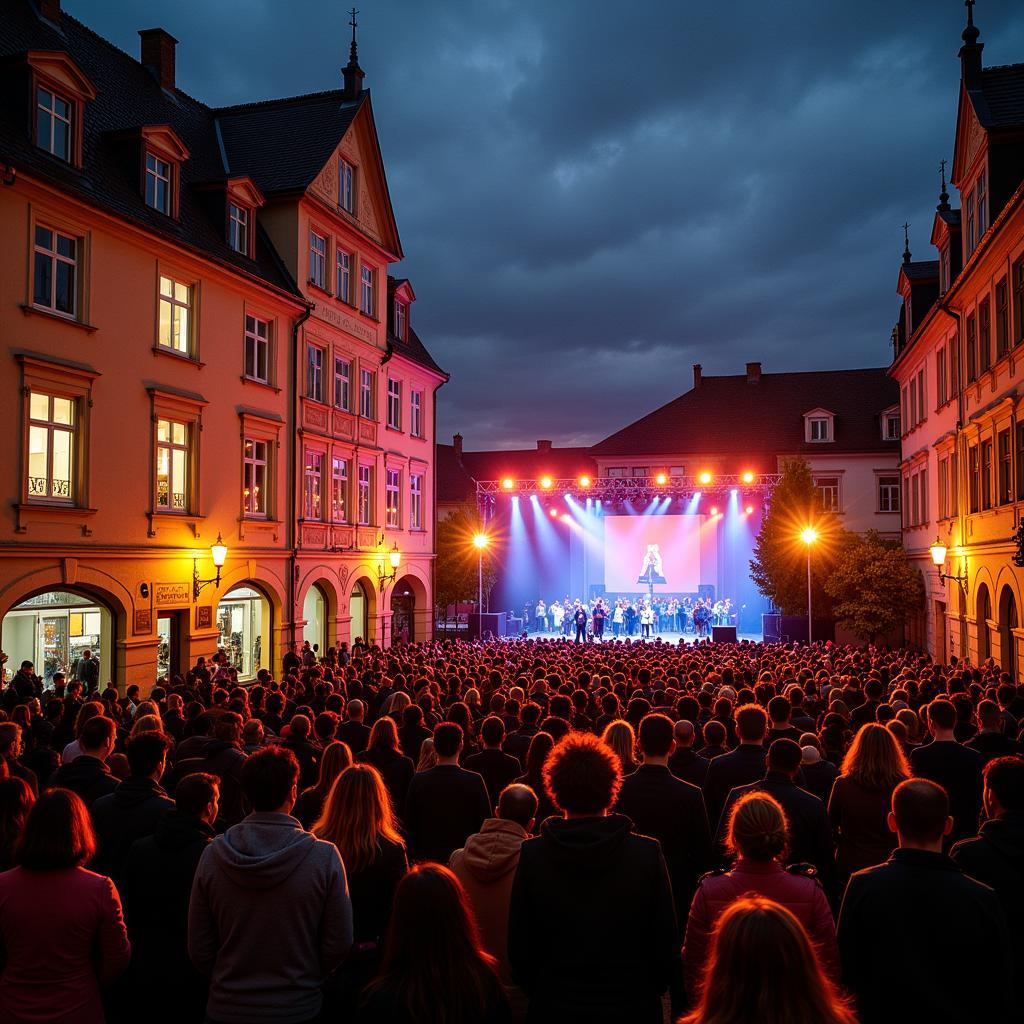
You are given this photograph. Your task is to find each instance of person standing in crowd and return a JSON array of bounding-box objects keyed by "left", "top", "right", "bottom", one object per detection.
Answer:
[
  {"left": 295, "top": 740, "right": 353, "bottom": 830},
  {"left": 681, "top": 898, "right": 856, "bottom": 1024},
  {"left": 0, "top": 789, "right": 131, "bottom": 1024},
  {"left": 703, "top": 704, "right": 768, "bottom": 827},
  {"left": 573, "top": 603, "right": 588, "bottom": 644},
  {"left": 337, "top": 698, "right": 371, "bottom": 754},
  {"left": 50, "top": 716, "right": 118, "bottom": 806},
  {"left": 508, "top": 732, "right": 677, "bottom": 1023},
  {"left": 465, "top": 717, "right": 524, "bottom": 807},
  {"left": 74, "top": 649, "right": 100, "bottom": 695},
  {"left": 0, "top": 777, "right": 35, "bottom": 871},
  {"left": 188, "top": 747, "right": 353, "bottom": 1024},
  {"left": 828, "top": 722, "right": 910, "bottom": 881},
  {"left": 404, "top": 723, "right": 491, "bottom": 863},
  {"left": 838, "top": 778, "right": 1013, "bottom": 1024},
  {"left": 357, "top": 717, "right": 416, "bottom": 820},
  {"left": 0, "top": 723, "right": 38, "bottom": 795},
  {"left": 668, "top": 720, "right": 711, "bottom": 788}
]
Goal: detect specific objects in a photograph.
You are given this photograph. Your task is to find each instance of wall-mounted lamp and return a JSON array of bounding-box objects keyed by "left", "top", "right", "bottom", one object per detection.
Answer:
[
  {"left": 193, "top": 533, "right": 228, "bottom": 600},
  {"left": 929, "top": 537, "right": 968, "bottom": 596}
]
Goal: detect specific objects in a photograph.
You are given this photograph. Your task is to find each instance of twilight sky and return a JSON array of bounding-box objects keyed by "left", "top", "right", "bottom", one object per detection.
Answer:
[{"left": 72, "top": 0, "right": 1024, "bottom": 449}]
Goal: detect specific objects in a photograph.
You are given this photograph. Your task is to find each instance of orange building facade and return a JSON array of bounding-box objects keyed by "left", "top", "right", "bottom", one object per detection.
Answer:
[{"left": 0, "top": 1, "right": 444, "bottom": 692}]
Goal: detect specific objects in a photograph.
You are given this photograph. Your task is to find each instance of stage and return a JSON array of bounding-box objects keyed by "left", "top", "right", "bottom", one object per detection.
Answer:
[{"left": 519, "top": 629, "right": 764, "bottom": 644}]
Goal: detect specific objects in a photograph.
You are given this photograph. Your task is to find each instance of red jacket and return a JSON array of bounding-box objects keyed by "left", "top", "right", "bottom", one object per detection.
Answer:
[{"left": 682, "top": 859, "right": 838, "bottom": 996}]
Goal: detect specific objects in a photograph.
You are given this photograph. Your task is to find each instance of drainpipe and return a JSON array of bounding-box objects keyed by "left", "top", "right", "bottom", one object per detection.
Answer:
[{"left": 289, "top": 304, "right": 313, "bottom": 660}]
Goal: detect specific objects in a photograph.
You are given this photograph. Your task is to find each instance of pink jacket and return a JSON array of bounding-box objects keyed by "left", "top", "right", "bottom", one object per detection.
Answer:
[{"left": 682, "top": 859, "right": 838, "bottom": 996}]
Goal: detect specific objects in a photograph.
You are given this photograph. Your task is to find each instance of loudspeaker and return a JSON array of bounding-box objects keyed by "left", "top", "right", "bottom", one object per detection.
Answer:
[
  {"left": 712, "top": 625, "right": 737, "bottom": 644},
  {"left": 468, "top": 613, "right": 507, "bottom": 641},
  {"left": 762, "top": 614, "right": 781, "bottom": 642}
]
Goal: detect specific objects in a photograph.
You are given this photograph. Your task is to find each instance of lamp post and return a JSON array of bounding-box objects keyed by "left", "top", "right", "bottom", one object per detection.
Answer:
[
  {"left": 801, "top": 527, "right": 817, "bottom": 644},
  {"left": 192, "top": 533, "right": 228, "bottom": 600},
  {"left": 473, "top": 533, "right": 489, "bottom": 623}
]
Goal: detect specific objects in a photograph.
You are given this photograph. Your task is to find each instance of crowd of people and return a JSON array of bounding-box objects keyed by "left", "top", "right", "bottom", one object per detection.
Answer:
[
  {"left": 527, "top": 596, "right": 736, "bottom": 640},
  {"left": 0, "top": 633, "right": 1020, "bottom": 1024}
]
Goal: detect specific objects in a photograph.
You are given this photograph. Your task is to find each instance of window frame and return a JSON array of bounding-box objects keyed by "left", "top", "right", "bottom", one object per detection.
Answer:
[
  {"left": 155, "top": 417, "right": 191, "bottom": 515},
  {"left": 385, "top": 467, "right": 401, "bottom": 529},
  {"left": 410, "top": 389, "right": 423, "bottom": 438},
  {"left": 979, "top": 298, "right": 992, "bottom": 374},
  {"left": 309, "top": 229, "right": 328, "bottom": 291},
  {"left": 357, "top": 464, "right": 373, "bottom": 526},
  {"left": 339, "top": 158, "right": 356, "bottom": 215},
  {"left": 336, "top": 248, "right": 352, "bottom": 305},
  {"left": 244, "top": 313, "right": 271, "bottom": 385},
  {"left": 306, "top": 343, "right": 325, "bottom": 403},
  {"left": 394, "top": 299, "right": 407, "bottom": 341},
  {"left": 228, "top": 202, "right": 250, "bottom": 256},
  {"left": 27, "top": 390, "right": 77, "bottom": 505},
  {"left": 145, "top": 151, "right": 173, "bottom": 215},
  {"left": 32, "top": 224, "right": 79, "bottom": 319},
  {"left": 35, "top": 85, "right": 72, "bottom": 162},
  {"left": 242, "top": 436, "right": 269, "bottom": 518},
  {"left": 303, "top": 448, "right": 325, "bottom": 522},
  {"left": 877, "top": 475, "right": 900, "bottom": 514},
  {"left": 359, "top": 368, "right": 375, "bottom": 419},
  {"left": 331, "top": 455, "right": 349, "bottom": 524},
  {"left": 808, "top": 417, "right": 831, "bottom": 443},
  {"left": 410, "top": 472, "right": 423, "bottom": 530},
  {"left": 386, "top": 377, "right": 402, "bottom": 431},
  {"left": 360, "top": 264, "right": 376, "bottom": 318},
  {"left": 981, "top": 439, "right": 993, "bottom": 512},
  {"left": 814, "top": 475, "right": 840, "bottom": 513},
  {"left": 334, "top": 356, "right": 352, "bottom": 411},
  {"left": 156, "top": 272, "right": 196, "bottom": 359},
  {"left": 998, "top": 428, "right": 1013, "bottom": 506}
]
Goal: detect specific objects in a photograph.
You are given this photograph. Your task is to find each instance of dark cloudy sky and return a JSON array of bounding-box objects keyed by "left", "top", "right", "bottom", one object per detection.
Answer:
[{"left": 71, "top": 0, "right": 1024, "bottom": 449}]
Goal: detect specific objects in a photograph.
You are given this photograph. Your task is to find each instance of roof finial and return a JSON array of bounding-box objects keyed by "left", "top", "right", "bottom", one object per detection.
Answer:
[
  {"left": 348, "top": 7, "right": 359, "bottom": 62},
  {"left": 937, "top": 158, "right": 950, "bottom": 211},
  {"left": 342, "top": 6, "right": 365, "bottom": 100},
  {"left": 902, "top": 222, "right": 912, "bottom": 265},
  {"left": 963, "top": 0, "right": 979, "bottom": 44}
]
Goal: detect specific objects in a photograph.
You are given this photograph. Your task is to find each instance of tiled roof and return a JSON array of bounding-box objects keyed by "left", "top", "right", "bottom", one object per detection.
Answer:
[
  {"left": 436, "top": 444, "right": 475, "bottom": 504},
  {"left": 589, "top": 368, "right": 899, "bottom": 457},
  {"left": 978, "top": 63, "right": 1024, "bottom": 129},
  {"left": 900, "top": 260, "right": 939, "bottom": 282},
  {"left": 386, "top": 276, "right": 445, "bottom": 377}
]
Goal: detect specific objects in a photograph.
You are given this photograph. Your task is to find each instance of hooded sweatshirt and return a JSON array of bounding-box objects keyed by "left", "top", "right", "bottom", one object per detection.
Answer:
[
  {"left": 188, "top": 811, "right": 352, "bottom": 1024},
  {"left": 450, "top": 818, "right": 528, "bottom": 981}
]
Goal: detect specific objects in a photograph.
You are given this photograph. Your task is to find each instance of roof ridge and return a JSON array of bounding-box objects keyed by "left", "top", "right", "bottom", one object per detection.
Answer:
[
  {"left": 983, "top": 61, "right": 1024, "bottom": 73},
  {"left": 700, "top": 366, "right": 889, "bottom": 379},
  {"left": 214, "top": 88, "right": 352, "bottom": 116}
]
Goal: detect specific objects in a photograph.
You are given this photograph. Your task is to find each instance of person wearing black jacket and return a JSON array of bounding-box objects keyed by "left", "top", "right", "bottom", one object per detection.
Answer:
[
  {"left": 503, "top": 702, "right": 542, "bottom": 766},
  {"left": 666, "top": 720, "right": 710, "bottom": 788},
  {"left": 336, "top": 699, "right": 371, "bottom": 755},
  {"left": 703, "top": 703, "right": 768, "bottom": 826},
  {"left": 838, "top": 778, "right": 1012, "bottom": 1024},
  {"left": 49, "top": 715, "right": 117, "bottom": 806},
  {"left": 951, "top": 756, "right": 1024, "bottom": 1001},
  {"left": 403, "top": 723, "right": 491, "bottom": 864},
  {"left": 509, "top": 730, "right": 677, "bottom": 1023},
  {"left": 616, "top": 713, "right": 712, "bottom": 921},
  {"left": 464, "top": 716, "right": 522, "bottom": 807},
  {"left": 356, "top": 717, "right": 415, "bottom": 820}
]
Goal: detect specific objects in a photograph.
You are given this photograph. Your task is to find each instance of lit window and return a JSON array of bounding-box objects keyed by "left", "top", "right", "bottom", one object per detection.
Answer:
[
  {"left": 606, "top": 467, "right": 626, "bottom": 478},
  {"left": 808, "top": 417, "right": 831, "bottom": 442},
  {"left": 814, "top": 476, "right": 840, "bottom": 512},
  {"left": 334, "top": 357, "right": 351, "bottom": 410},
  {"left": 36, "top": 88, "right": 71, "bottom": 161},
  {"left": 244, "top": 315, "right": 270, "bottom": 383},
  {"left": 243, "top": 438, "right": 268, "bottom": 517},
  {"left": 386, "top": 468, "right": 401, "bottom": 528},
  {"left": 158, "top": 276, "right": 192, "bottom": 355},
  {"left": 309, "top": 231, "right": 327, "bottom": 289},
  {"left": 336, "top": 249, "right": 352, "bottom": 304},
  {"left": 359, "top": 368, "right": 374, "bottom": 419},
  {"left": 33, "top": 226, "right": 78, "bottom": 317},
  {"left": 304, "top": 449, "right": 323, "bottom": 521},
  {"left": 883, "top": 413, "right": 900, "bottom": 440},
  {"left": 358, "top": 464, "right": 372, "bottom": 525},
  {"left": 332, "top": 457, "right": 348, "bottom": 523},
  {"left": 394, "top": 300, "right": 407, "bottom": 340},
  {"left": 878, "top": 476, "right": 900, "bottom": 513},
  {"left": 28, "top": 391, "right": 75, "bottom": 502},
  {"left": 156, "top": 418, "right": 189, "bottom": 512},
  {"left": 360, "top": 265, "right": 375, "bottom": 317},
  {"left": 339, "top": 159, "right": 355, "bottom": 214},
  {"left": 228, "top": 203, "right": 249, "bottom": 255},
  {"left": 410, "top": 473, "right": 423, "bottom": 529},
  {"left": 387, "top": 378, "right": 402, "bottom": 430},
  {"left": 145, "top": 152, "right": 172, "bottom": 214},
  {"left": 410, "top": 390, "right": 423, "bottom": 438},
  {"left": 306, "top": 345, "right": 324, "bottom": 402}
]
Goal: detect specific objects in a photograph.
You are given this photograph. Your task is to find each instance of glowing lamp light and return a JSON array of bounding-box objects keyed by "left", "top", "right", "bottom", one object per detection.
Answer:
[
  {"left": 745, "top": 505, "right": 754, "bottom": 515},
  {"left": 698, "top": 471, "right": 712, "bottom": 485},
  {"left": 801, "top": 527, "right": 818, "bottom": 545},
  {"left": 549, "top": 507, "right": 558, "bottom": 518},
  {"left": 929, "top": 538, "right": 947, "bottom": 566},
  {"left": 473, "top": 533, "right": 489, "bottom": 550},
  {"left": 655, "top": 472, "right": 667, "bottom": 486},
  {"left": 741, "top": 470, "right": 755, "bottom": 484},
  {"left": 709, "top": 506, "right": 719, "bottom": 516},
  {"left": 540, "top": 476, "right": 553, "bottom": 490},
  {"left": 501, "top": 477, "right": 514, "bottom": 490},
  {"left": 579, "top": 475, "right": 591, "bottom": 488},
  {"left": 210, "top": 533, "right": 228, "bottom": 568}
]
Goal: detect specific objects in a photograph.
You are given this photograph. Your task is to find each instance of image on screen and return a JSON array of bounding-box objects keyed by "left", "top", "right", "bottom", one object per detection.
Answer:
[{"left": 602, "top": 514, "right": 713, "bottom": 593}]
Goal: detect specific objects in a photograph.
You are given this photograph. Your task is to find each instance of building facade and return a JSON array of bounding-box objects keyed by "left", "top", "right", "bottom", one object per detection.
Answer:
[
  {"left": 889, "top": 7, "right": 1024, "bottom": 675},
  {"left": 0, "top": 0, "right": 443, "bottom": 692}
]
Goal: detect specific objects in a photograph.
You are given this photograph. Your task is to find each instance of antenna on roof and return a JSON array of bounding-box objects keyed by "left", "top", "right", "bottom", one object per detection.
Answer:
[
  {"left": 342, "top": 6, "right": 365, "bottom": 100},
  {"left": 902, "top": 222, "right": 912, "bottom": 265},
  {"left": 937, "top": 159, "right": 950, "bottom": 211}
]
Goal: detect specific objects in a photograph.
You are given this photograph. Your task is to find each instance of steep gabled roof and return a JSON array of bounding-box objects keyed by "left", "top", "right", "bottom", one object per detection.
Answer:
[
  {"left": 976, "top": 63, "right": 1024, "bottom": 129},
  {"left": 391, "top": 325, "right": 447, "bottom": 378},
  {"left": 436, "top": 444, "right": 476, "bottom": 505},
  {"left": 590, "top": 369, "right": 899, "bottom": 457}
]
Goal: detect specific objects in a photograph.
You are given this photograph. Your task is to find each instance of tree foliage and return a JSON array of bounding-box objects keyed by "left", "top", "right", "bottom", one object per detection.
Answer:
[
  {"left": 434, "top": 509, "right": 498, "bottom": 621},
  {"left": 824, "top": 531, "right": 925, "bottom": 642}
]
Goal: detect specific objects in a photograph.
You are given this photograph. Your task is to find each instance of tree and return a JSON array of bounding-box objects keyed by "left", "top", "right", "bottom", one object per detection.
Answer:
[
  {"left": 749, "top": 458, "right": 842, "bottom": 617},
  {"left": 434, "top": 509, "right": 498, "bottom": 629},
  {"left": 824, "top": 531, "right": 925, "bottom": 642}
]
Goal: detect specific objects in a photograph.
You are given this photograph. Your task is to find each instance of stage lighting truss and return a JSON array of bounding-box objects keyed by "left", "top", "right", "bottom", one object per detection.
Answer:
[{"left": 476, "top": 473, "right": 781, "bottom": 507}]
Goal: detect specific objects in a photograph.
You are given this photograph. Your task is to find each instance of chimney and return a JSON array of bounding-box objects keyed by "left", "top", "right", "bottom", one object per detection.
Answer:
[
  {"left": 692, "top": 364, "right": 702, "bottom": 388},
  {"left": 139, "top": 28, "right": 178, "bottom": 91},
  {"left": 746, "top": 361, "right": 762, "bottom": 384},
  {"left": 38, "top": 0, "right": 61, "bottom": 22},
  {"left": 452, "top": 433, "right": 463, "bottom": 459},
  {"left": 537, "top": 440, "right": 552, "bottom": 451}
]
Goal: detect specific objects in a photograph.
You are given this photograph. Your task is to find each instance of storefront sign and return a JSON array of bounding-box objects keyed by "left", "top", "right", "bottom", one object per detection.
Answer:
[
  {"left": 133, "top": 609, "right": 152, "bottom": 634},
  {"left": 154, "top": 582, "right": 190, "bottom": 607},
  {"left": 196, "top": 605, "right": 212, "bottom": 629}
]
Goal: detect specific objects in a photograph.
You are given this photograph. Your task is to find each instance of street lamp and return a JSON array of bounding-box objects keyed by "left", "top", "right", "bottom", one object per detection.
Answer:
[
  {"left": 192, "top": 533, "right": 228, "bottom": 600},
  {"left": 929, "top": 536, "right": 968, "bottom": 595},
  {"left": 473, "top": 533, "right": 488, "bottom": 619},
  {"left": 801, "top": 527, "right": 817, "bottom": 644},
  {"left": 377, "top": 543, "right": 401, "bottom": 592}
]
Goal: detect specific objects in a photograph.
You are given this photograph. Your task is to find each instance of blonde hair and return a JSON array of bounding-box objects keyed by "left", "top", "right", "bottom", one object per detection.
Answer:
[
  {"left": 416, "top": 737, "right": 438, "bottom": 772},
  {"left": 129, "top": 714, "right": 163, "bottom": 739},
  {"left": 314, "top": 763, "right": 404, "bottom": 873},
  {"left": 726, "top": 792, "right": 789, "bottom": 862},
  {"left": 841, "top": 723, "right": 911, "bottom": 792},
  {"left": 600, "top": 720, "right": 637, "bottom": 772},
  {"left": 306, "top": 740, "right": 353, "bottom": 801}
]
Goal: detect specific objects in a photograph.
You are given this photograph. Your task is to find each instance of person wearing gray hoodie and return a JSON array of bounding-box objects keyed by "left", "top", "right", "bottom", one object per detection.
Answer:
[{"left": 188, "top": 746, "right": 353, "bottom": 1024}]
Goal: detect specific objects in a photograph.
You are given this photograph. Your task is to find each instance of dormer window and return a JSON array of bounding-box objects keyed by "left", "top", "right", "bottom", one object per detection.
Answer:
[
  {"left": 24, "top": 51, "right": 96, "bottom": 169},
  {"left": 228, "top": 202, "right": 249, "bottom": 255},
  {"left": 339, "top": 158, "right": 356, "bottom": 214},
  {"left": 133, "top": 126, "right": 188, "bottom": 219},
  {"left": 883, "top": 410, "right": 900, "bottom": 441},
  {"left": 36, "top": 87, "right": 72, "bottom": 161},
  {"left": 394, "top": 299, "right": 407, "bottom": 341},
  {"left": 804, "top": 409, "right": 834, "bottom": 443},
  {"left": 939, "top": 246, "right": 950, "bottom": 294},
  {"left": 145, "top": 152, "right": 172, "bottom": 214}
]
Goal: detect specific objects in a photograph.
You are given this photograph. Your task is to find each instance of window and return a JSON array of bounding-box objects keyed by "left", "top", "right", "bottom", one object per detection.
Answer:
[
  {"left": 981, "top": 439, "right": 993, "bottom": 511},
  {"left": 357, "top": 465, "right": 372, "bottom": 525},
  {"left": 336, "top": 249, "right": 352, "bottom": 304},
  {"left": 1014, "top": 257, "right": 1024, "bottom": 347},
  {"left": 976, "top": 168, "right": 987, "bottom": 238},
  {"left": 33, "top": 226, "right": 77, "bottom": 317},
  {"left": 145, "top": 152, "right": 172, "bottom": 214},
  {"left": 632, "top": 467, "right": 647, "bottom": 478},
  {"left": 410, "top": 390, "right": 423, "bottom": 438},
  {"left": 909, "top": 383, "right": 918, "bottom": 428},
  {"left": 808, "top": 417, "right": 830, "bottom": 442},
  {"left": 966, "top": 194, "right": 975, "bottom": 254},
  {"left": 1017, "top": 424, "right": 1024, "bottom": 501},
  {"left": 228, "top": 203, "right": 249, "bottom": 255},
  {"left": 339, "top": 159, "right": 355, "bottom": 214},
  {"left": 334, "top": 357, "right": 351, "bottom": 410},
  {"left": 969, "top": 445, "right": 980, "bottom": 513},
  {"left": 244, "top": 315, "right": 270, "bottom": 383},
  {"left": 966, "top": 314, "right": 977, "bottom": 382},
  {"left": 410, "top": 473, "right": 423, "bottom": 529},
  {"left": 938, "top": 458, "right": 950, "bottom": 520},
  {"left": 998, "top": 429, "right": 1012, "bottom": 505},
  {"left": 979, "top": 298, "right": 991, "bottom": 373},
  {"left": 331, "top": 457, "right": 348, "bottom": 523},
  {"left": 936, "top": 347, "right": 948, "bottom": 408},
  {"left": 304, "top": 450, "right": 323, "bottom": 520},
  {"left": 917, "top": 367, "right": 926, "bottom": 421},
  {"left": 606, "top": 467, "right": 626, "bottom": 478},
  {"left": 243, "top": 438, "right": 268, "bottom": 517},
  {"left": 36, "top": 87, "right": 71, "bottom": 161},
  {"left": 884, "top": 411, "right": 900, "bottom": 440},
  {"left": 394, "top": 300, "right": 407, "bottom": 341},
  {"left": 670, "top": 466, "right": 686, "bottom": 476},
  {"left": 940, "top": 246, "right": 951, "bottom": 294},
  {"left": 950, "top": 335, "right": 960, "bottom": 393},
  {"left": 360, "top": 265, "right": 375, "bottom": 317},
  {"left": 309, "top": 231, "right": 327, "bottom": 290},
  {"left": 386, "top": 469, "right": 401, "bottom": 528},
  {"left": 878, "top": 475, "right": 900, "bottom": 513},
  {"left": 387, "top": 378, "right": 402, "bottom": 430},
  {"left": 158, "top": 276, "right": 192, "bottom": 355},
  {"left": 28, "top": 391, "right": 75, "bottom": 502},
  {"left": 910, "top": 472, "right": 921, "bottom": 526},
  {"left": 306, "top": 345, "right": 324, "bottom": 402},
  {"left": 815, "top": 476, "right": 839, "bottom": 513},
  {"left": 359, "top": 368, "right": 374, "bottom": 418},
  {"left": 156, "top": 419, "right": 189, "bottom": 512},
  {"left": 996, "top": 278, "right": 1009, "bottom": 358}
]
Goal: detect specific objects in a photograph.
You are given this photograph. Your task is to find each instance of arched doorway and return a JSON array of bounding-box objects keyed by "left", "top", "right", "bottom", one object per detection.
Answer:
[
  {"left": 302, "top": 583, "right": 327, "bottom": 656},
  {"left": 1, "top": 588, "right": 113, "bottom": 688},
  {"left": 976, "top": 583, "right": 992, "bottom": 662},
  {"left": 349, "top": 581, "right": 368, "bottom": 646},
  {"left": 390, "top": 580, "right": 415, "bottom": 645},
  {"left": 217, "top": 584, "right": 271, "bottom": 681},
  {"left": 999, "top": 585, "right": 1018, "bottom": 679}
]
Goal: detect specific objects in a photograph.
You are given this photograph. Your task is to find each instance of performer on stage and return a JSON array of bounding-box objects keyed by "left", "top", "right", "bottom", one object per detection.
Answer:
[
  {"left": 573, "top": 602, "right": 588, "bottom": 643},
  {"left": 592, "top": 601, "right": 606, "bottom": 641},
  {"left": 636, "top": 544, "right": 667, "bottom": 585}
]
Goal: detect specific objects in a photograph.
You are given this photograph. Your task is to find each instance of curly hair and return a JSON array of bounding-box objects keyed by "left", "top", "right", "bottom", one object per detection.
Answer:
[{"left": 543, "top": 731, "right": 622, "bottom": 815}]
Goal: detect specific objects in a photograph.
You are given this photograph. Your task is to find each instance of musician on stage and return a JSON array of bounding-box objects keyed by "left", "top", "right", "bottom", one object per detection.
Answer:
[{"left": 573, "top": 602, "right": 588, "bottom": 643}]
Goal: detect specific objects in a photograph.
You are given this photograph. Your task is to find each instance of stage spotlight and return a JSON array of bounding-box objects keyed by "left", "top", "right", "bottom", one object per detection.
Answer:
[
  {"left": 745, "top": 504, "right": 754, "bottom": 515},
  {"left": 741, "top": 470, "right": 755, "bottom": 484},
  {"left": 540, "top": 476, "right": 553, "bottom": 490},
  {"left": 699, "top": 471, "right": 712, "bottom": 485},
  {"left": 472, "top": 533, "right": 489, "bottom": 549},
  {"left": 655, "top": 472, "right": 667, "bottom": 486},
  {"left": 549, "top": 507, "right": 558, "bottom": 518},
  {"left": 709, "top": 505, "right": 718, "bottom": 516},
  {"left": 501, "top": 477, "right": 514, "bottom": 490},
  {"left": 730, "top": 488, "right": 738, "bottom": 496},
  {"left": 579, "top": 475, "right": 591, "bottom": 488}
]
